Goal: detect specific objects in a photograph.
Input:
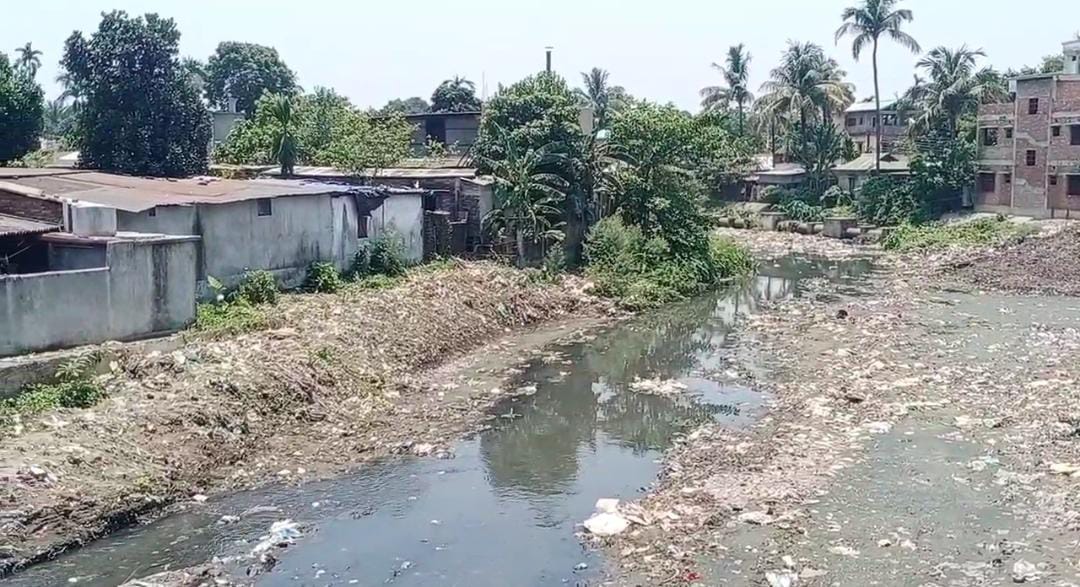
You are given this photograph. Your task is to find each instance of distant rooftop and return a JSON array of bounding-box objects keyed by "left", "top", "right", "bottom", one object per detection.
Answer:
[
  {"left": 0, "top": 214, "right": 60, "bottom": 238},
  {"left": 845, "top": 100, "right": 898, "bottom": 114},
  {"left": 833, "top": 152, "right": 911, "bottom": 173},
  {"left": 0, "top": 169, "right": 362, "bottom": 213}
]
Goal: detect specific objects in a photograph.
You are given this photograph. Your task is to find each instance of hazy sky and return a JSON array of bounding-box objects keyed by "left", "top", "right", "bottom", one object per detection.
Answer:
[{"left": 3, "top": 0, "right": 1076, "bottom": 110}]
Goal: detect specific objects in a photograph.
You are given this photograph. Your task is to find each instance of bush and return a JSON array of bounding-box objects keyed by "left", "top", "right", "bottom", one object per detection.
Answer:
[
  {"left": 233, "top": 270, "right": 278, "bottom": 305},
  {"left": 585, "top": 216, "right": 752, "bottom": 309},
  {"left": 1, "top": 353, "right": 106, "bottom": 430},
  {"left": 776, "top": 198, "right": 827, "bottom": 222},
  {"left": 882, "top": 217, "right": 1034, "bottom": 252},
  {"left": 368, "top": 237, "right": 408, "bottom": 278},
  {"left": 349, "top": 244, "right": 371, "bottom": 278},
  {"left": 709, "top": 235, "right": 755, "bottom": 277},
  {"left": 303, "top": 261, "right": 344, "bottom": 293},
  {"left": 194, "top": 300, "right": 267, "bottom": 336},
  {"left": 856, "top": 176, "right": 920, "bottom": 226}
]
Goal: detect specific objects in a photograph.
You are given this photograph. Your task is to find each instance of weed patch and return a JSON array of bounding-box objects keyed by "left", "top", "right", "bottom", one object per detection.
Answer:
[{"left": 883, "top": 217, "right": 1035, "bottom": 252}]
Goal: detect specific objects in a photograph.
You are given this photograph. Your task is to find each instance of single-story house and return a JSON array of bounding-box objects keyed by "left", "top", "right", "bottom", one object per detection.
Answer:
[
  {"left": 832, "top": 152, "right": 911, "bottom": 193},
  {"left": 258, "top": 164, "right": 495, "bottom": 251},
  {"left": 742, "top": 155, "right": 807, "bottom": 200},
  {"left": 0, "top": 169, "right": 426, "bottom": 292}
]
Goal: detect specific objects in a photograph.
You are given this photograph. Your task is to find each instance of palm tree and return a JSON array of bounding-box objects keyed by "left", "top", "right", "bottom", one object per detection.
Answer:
[
  {"left": 758, "top": 42, "right": 854, "bottom": 129},
  {"left": 899, "top": 46, "right": 1009, "bottom": 138},
  {"left": 577, "top": 67, "right": 623, "bottom": 131},
  {"left": 836, "top": 0, "right": 920, "bottom": 171},
  {"left": 267, "top": 94, "right": 298, "bottom": 176},
  {"left": 478, "top": 125, "right": 568, "bottom": 266},
  {"left": 14, "top": 42, "right": 42, "bottom": 78},
  {"left": 700, "top": 44, "right": 754, "bottom": 134},
  {"left": 431, "top": 76, "right": 482, "bottom": 113}
]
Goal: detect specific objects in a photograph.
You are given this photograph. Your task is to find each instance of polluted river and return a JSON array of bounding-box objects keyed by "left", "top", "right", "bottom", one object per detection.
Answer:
[{"left": 9, "top": 255, "right": 875, "bottom": 587}]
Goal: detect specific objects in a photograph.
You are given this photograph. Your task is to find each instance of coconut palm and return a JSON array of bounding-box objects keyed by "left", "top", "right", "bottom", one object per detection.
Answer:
[
  {"left": 478, "top": 125, "right": 568, "bottom": 265},
  {"left": 267, "top": 94, "right": 298, "bottom": 176},
  {"left": 431, "top": 76, "right": 482, "bottom": 113},
  {"left": 577, "top": 67, "right": 628, "bottom": 131},
  {"left": 14, "top": 42, "right": 42, "bottom": 78},
  {"left": 836, "top": 0, "right": 920, "bottom": 171},
  {"left": 899, "top": 46, "right": 1009, "bottom": 137},
  {"left": 700, "top": 44, "right": 754, "bottom": 134},
  {"left": 758, "top": 42, "right": 854, "bottom": 129}
]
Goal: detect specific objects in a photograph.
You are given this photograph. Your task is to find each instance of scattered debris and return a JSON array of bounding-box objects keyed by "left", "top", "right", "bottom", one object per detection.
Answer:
[
  {"left": 1011, "top": 559, "right": 1040, "bottom": 583},
  {"left": 629, "top": 377, "right": 688, "bottom": 397}
]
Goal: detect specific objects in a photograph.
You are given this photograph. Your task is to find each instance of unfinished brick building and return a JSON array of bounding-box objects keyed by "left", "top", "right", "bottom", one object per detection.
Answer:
[{"left": 975, "top": 39, "right": 1080, "bottom": 218}]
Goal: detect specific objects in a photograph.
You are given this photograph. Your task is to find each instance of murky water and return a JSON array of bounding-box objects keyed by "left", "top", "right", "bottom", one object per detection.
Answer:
[{"left": 9, "top": 255, "right": 875, "bottom": 587}]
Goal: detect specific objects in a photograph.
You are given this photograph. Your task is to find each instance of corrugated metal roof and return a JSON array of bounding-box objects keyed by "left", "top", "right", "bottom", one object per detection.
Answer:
[
  {"left": 260, "top": 166, "right": 478, "bottom": 181},
  {"left": 0, "top": 214, "right": 60, "bottom": 238},
  {"left": 0, "top": 170, "right": 360, "bottom": 213},
  {"left": 833, "top": 153, "right": 911, "bottom": 173}
]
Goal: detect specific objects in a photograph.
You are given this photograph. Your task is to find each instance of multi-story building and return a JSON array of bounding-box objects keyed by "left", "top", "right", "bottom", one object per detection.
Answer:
[
  {"left": 841, "top": 100, "right": 908, "bottom": 155},
  {"left": 975, "top": 39, "right": 1080, "bottom": 218}
]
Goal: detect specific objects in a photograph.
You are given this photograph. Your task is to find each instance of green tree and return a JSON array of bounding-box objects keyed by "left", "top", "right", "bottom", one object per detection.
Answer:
[
  {"left": 205, "top": 41, "right": 297, "bottom": 116},
  {"left": 477, "top": 125, "right": 568, "bottom": 265},
  {"left": 320, "top": 109, "right": 413, "bottom": 177},
  {"left": 759, "top": 41, "right": 854, "bottom": 128},
  {"left": 0, "top": 52, "right": 44, "bottom": 163},
  {"left": 181, "top": 56, "right": 207, "bottom": 95},
  {"left": 474, "top": 72, "right": 585, "bottom": 260},
  {"left": 266, "top": 94, "right": 298, "bottom": 176},
  {"left": 900, "top": 46, "right": 1008, "bottom": 137},
  {"left": 61, "top": 11, "right": 211, "bottom": 176},
  {"left": 785, "top": 121, "right": 857, "bottom": 196},
  {"left": 608, "top": 102, "right": 710, "bottom": 259},
  {"left": 379, "top": 96, "right": 430, "bottom": 115},
  {"left": 430, "top": 76, "right": 482, "bottom": 113},
  {"left": 14, "top": 43, "right": 42, "bottom": 79},
  {"left": 43, "top": 98, "right": 77, "bottom": 143},
  {"left": 700, "top": 44, "right": 754, "bottom": 135},
  {"left": 836, "top": 0, "right": 920, "bottom": 171},
  {"left": 577, "top": 67, "right": 628, "bottom": 131}
]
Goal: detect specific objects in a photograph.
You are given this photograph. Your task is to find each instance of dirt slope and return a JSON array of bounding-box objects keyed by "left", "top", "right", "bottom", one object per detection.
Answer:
[{"left": 0, "top": 261, "right": 605, "bottom": 575}]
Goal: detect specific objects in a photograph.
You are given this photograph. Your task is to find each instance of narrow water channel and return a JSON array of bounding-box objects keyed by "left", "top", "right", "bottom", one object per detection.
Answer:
[{"left": 9, "top": 255, "right": 875, "bottom": 587}]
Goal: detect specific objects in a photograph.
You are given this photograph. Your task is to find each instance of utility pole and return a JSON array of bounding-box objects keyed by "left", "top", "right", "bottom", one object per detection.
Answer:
[{"left": 545, "top": 46, "right": 553, "bottom": 73}]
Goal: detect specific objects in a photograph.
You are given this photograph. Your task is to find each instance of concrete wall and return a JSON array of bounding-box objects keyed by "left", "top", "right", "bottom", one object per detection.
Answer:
[
  {"left": 370, "top": 193, "right": 424, "bottom": 263},
  {"left": 47, "top": 242, "right": 107, "bottom": 270},
  {"left": 118, "top": 194, "right": 365, "bottom": 292},
  {"left": 0, "top": 236, "right": 198, "bottom": 356}
]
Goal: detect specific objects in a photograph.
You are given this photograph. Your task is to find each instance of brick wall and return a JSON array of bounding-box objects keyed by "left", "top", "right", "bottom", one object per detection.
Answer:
[
  {"left": 0, "top": 192, "right": 62, "bottom": 223},
  {"left": 975, "top": 171, "right": 1011, "bottom": 207},
  {"left": 1012, "top": 79, "right": 1053, "bottom": 210}
]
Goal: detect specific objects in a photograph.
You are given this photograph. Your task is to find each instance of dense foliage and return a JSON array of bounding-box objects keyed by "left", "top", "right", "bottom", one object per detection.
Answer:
[
  {"left": 205, "top": 41, "right": 297, "bottom": 116},
  {"left": 882, "top": 217, "right": 1034, "bottom": 252},
  {"left": 430, "top": 76, "right": 482, "bottom": 113},
  {"left": 379, "top": 96, "right": 430, "bottom": 115},
  {"left": 585, "top": 217, "right": 752, "bottom": 309},
  {"left": 215, "top": 89, "right": 412, "bottom": 175},
  {"left": 0, "top": 53, "right": 44, "bottom": 164},
  {"left": 61, "top": 11, "right": 211, "bottom": 176},
  {"left": 784, "top": 121, "right": 857, "bottom": 196}
]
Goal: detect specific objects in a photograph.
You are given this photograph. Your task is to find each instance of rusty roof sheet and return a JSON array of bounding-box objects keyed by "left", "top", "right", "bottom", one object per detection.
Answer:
[
  {"left": 0, "top": 214, "right": 60, "bottom": 238},
  {"left": 0, "top": 170, "right": 359, "bottom": 213}
]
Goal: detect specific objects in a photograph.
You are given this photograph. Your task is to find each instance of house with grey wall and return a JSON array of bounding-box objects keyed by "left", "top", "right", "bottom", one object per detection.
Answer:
[
  {"left": 0, "top": 170, "right": 426, "bottom": 291},
  {"left": 0, "top": 169, "right": 427, "bottom": 356}
]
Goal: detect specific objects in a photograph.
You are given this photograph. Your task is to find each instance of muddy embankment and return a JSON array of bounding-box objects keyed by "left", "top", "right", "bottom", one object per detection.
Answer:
[
  {"left": 0, "top": 261, "right": 612, "bottom": 575},
  {"left": 604, "top": 223, "right": 1080, "bottom": 585}
]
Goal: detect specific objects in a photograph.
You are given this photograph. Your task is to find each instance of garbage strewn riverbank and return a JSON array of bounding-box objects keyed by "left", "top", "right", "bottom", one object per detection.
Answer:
[
  {"left": 0, "top": 261, "right": 612, "bottom": 575},
  {"left": 606, "top": 222, "right": 1080, "bottom": 585}
]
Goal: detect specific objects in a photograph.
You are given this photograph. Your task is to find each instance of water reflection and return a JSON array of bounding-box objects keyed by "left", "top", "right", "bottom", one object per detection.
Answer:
[{"left": 8, "top": 255, "right": 876, "bottom": 587}]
